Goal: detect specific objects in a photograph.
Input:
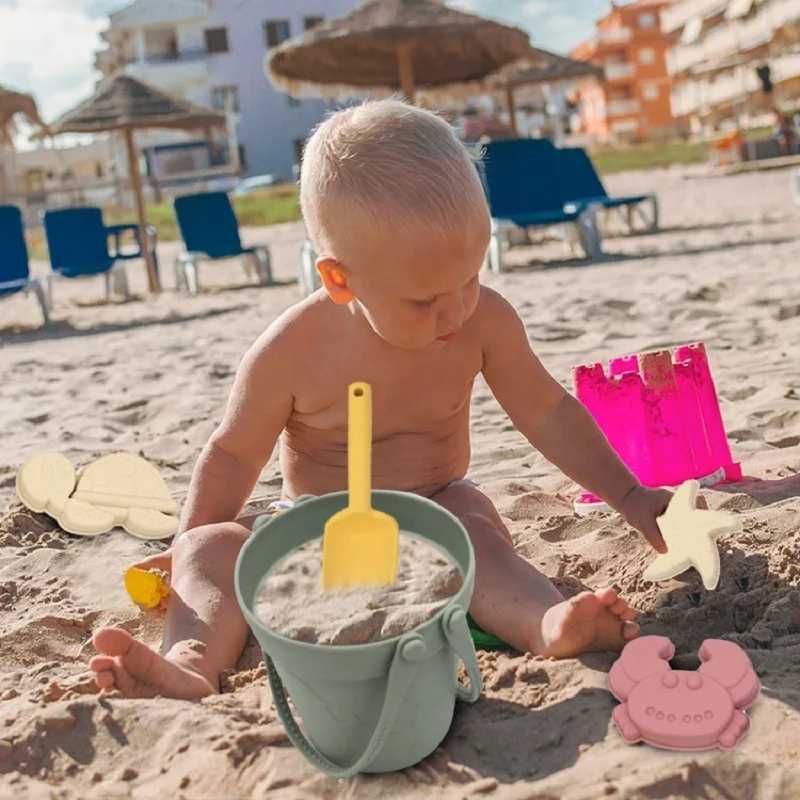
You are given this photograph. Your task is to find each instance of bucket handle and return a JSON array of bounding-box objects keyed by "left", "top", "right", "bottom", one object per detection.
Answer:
[
  {"left": 266, "top": 604, "right": 481, "bottom": 778},
  {"left": 442, "top": 605, "right": 482, "bottom": 703},
  {"left": 266, "top": 629, "right": 430, "bottom": 778}
]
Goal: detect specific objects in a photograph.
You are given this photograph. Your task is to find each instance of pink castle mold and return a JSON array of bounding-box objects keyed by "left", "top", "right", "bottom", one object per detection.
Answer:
[{"left": 573, "top": 342, "right": 741, "bottom": 513}]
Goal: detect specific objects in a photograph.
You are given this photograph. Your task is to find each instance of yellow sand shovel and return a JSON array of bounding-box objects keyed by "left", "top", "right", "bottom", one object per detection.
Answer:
[{"left": 322, "top": 382, "right": 399, "bottom": 590}]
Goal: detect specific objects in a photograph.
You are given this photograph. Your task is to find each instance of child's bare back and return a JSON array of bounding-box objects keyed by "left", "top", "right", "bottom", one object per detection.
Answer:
[{"left": 88, "top": 99, "right": 675, "bottom": 702}]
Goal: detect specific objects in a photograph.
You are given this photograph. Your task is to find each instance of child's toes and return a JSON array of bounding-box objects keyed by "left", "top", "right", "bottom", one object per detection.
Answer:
[
  {"left": 595, "top": 587, "right": 619, "bottom": 606},
  {"left": 95, "top": 670, "right": 115, "bottom": 690},
  {"left": 622, "top": 621, "right": 640, "bottom": 641}
]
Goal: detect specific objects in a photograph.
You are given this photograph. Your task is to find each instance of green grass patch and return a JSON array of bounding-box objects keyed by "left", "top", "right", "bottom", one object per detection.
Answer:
[{"left": 590, "top": 139, "right": 711, "bottom": 175}]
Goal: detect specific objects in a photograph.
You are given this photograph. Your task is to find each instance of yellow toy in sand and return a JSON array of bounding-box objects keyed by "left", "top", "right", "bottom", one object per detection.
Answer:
[{"left": 124, "top": 566, "right": 171, "bottom": 609}]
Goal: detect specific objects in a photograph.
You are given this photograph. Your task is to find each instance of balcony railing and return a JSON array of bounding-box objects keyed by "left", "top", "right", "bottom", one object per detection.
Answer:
[
  {"left": 661, "top": 0, "right": 728, "bottom": 34},
  {"left": 605, "top": 62, "right": 635, "bottom": 80},
  {"left": 607, "top": 99, "right": 640, "bottom": 116},
  {"left": 598, "top": 26, "right": 632, "bottom": 45},
  {"left": 131, "top": 48, "right": 207, "bottom": 65},
  {"left": 669, "top": 0, "right": 800, "bottom": 75}
]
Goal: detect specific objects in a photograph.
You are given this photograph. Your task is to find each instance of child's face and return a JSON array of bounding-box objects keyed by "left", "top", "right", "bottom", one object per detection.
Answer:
[{"left": 346, "top": 217, "right": 491, "bottom": 350}]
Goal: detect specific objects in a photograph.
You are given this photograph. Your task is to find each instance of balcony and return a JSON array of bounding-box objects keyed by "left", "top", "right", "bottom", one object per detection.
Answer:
[
  {"left": 598, "top": 26, "right": 633, "bottom": 45},
  {"left": 605, "top": 62, "right": 635, "bottom": 80},
  {"left": 661, "top": 0, "right": 728, "bottom": 35},
  {"left": 607, "top": 98, "right": 640, "bottom": 116},
  {"left": 668, "top": 1, "right": 800, "bottom": 76},
  {"left": 124, "top": 52, "right": 208, "bottom": 93}
]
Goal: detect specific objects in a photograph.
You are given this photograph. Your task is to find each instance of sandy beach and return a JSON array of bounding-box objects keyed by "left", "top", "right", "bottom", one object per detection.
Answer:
[{"left": 1, "top": 164, "right": 799, "bottom": 799}]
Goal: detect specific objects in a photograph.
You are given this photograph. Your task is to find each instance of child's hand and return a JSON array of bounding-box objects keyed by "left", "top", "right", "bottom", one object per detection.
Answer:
[{"left": 619, "top": 486, "right": 673, "bottom": 553}]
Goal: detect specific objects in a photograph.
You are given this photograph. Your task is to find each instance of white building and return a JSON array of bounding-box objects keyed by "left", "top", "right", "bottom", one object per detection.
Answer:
[
  {"left": 662, "top": 0, "right": 800, "bottom": 134},
  {"left": 94, "top": 0, "right": 226, "bottom": 180},
  {"left": 205, "top": 0, "right": 359, "bottom": 180}
]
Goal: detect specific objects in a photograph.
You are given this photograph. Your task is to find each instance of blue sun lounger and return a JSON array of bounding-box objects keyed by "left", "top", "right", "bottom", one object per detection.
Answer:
[
  {"left": 558, "top": 147, "right": 659, "bottom": 232},
  {"left": 173, "top": 192, "right": 274, "bottom": 294},
  {"left": 480, "top": 139, "right": 603, "bottom": 273},
  {"left": 0, "top": 205, "right": 50, "bottom": 324},
  {"left": 43, "top": 207, "right": 157, "bottom": 304}
]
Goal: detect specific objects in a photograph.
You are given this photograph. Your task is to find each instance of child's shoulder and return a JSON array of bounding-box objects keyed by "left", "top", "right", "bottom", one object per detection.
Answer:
[{"left": 474, "top": 285, "right": 521, "bottom": 327}]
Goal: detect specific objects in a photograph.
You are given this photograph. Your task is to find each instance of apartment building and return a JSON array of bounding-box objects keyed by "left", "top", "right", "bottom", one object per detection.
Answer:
[
  {"left": 205, "top": 0, "right": 358, "bottom": 180},
  {"left": 94, "top": 1, "right": 221, "bottom": 178},
  {"left": 663, "top": 0, "right": 800, "bottom": 134},
  {"left": 572, "top": 0, "right": 676, "bottom": 142}
]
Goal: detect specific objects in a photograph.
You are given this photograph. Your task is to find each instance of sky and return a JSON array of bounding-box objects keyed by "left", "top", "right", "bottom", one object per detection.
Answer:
[{"left": 0, "top": 0, "right": 612, "bottom": 125}]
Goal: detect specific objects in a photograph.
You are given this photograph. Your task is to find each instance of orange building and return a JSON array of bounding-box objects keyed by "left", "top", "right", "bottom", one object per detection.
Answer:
[{"left": 571, "top": 0, "right": 676, "bottom": 142}]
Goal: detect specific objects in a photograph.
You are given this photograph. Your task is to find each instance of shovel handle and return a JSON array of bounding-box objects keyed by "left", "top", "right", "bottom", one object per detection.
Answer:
[{"left": 348, "top": 382, "right": 372, "bottom": 513}]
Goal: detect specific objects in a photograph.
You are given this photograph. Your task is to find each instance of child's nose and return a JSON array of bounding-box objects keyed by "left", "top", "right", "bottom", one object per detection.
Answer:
[{"left": 438, "top": 297, "right": 465, "bottom": 332}]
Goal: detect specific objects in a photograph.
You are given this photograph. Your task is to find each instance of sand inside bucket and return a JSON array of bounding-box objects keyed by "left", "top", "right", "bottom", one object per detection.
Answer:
[{"left": 254, "top": 531, "right": 463, "bottom": 646}]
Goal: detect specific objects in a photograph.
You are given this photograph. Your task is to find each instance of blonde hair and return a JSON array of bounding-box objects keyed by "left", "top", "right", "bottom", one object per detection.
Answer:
[{"left": 300, "top": 98, "right": 489, "bottom": 259}]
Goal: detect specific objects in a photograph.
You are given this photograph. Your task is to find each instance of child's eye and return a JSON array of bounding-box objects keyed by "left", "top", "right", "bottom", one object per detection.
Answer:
[{"left": 410, "top": 298, "right": 435, "bottom": 308}]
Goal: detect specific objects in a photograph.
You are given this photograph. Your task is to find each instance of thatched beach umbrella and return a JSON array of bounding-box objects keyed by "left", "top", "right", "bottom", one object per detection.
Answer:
[
  {"left": 47, "top": 75, "right": 225, "bottom": 293},
  {"left": 489, "top": 49, "right": 604, "bottom": 137},
  {"left": 266, "top": 0, "right": 533, "bottom": 104},
  {"left": 0, "top": 83, "right": 46, "bottom": 144},
  {"left": 0, "top": 84, "right": 47, "bottom": 196}
]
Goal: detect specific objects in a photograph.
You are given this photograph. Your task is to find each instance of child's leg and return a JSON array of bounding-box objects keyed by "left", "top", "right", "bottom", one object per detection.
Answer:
[
  {"left": 430, "top": 481, "right": 639, "bottom": 657},
  {"left": 89, "top": 517, "right": 258, "bottom": 699}
]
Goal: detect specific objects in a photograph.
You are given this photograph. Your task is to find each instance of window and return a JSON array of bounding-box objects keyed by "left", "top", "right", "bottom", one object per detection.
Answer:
[
  {"left": 211, "top": 85, "right": 240, "bottom": 112},
  {"left": 643, "top": 84, "right": 659, "bottom": 101},
  {"left": 286, "top": 94, "right": 301, "bottom": 108},
  {"left": 639, "top": 13, "right": 656, "bottom": 28},
  {"left": 304, "top": 15, "right": 324, "bottom": 30},
  {"left": 205, "top": 27, "right": 229, "bottom": 54},
  {"left": 638, "top": 47, "right": 655, "bottom": 65},
  {"left": 264, "top": 19, "right": 291, "bottom": 48}
]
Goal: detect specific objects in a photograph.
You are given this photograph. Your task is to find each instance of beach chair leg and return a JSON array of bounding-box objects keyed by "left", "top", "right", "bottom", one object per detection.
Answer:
[
  {"left": 28, "top": 280, "right": 50, "bottom": 325},
  {"left": 253, "top": 247, "right": 273, "bottom": 286},
  {"left": 489, "top": 223, "right": 506, "bottom": 274},
  {"left": 174, "top": 258, "right": 187, "bottom": 292},
  {"left": 577, "top": 206, "right": 603, "bottom": 262},
  {"left": 300, "top": 239, "right": 319, "bottom": 295},
  {"left": 44, "top": 274, "right": 55, "bottom": 309},
  {"left": 184, "top": 260, "right": 200, "bottom": 295},
  {"left": 648, "top": 196, "right": 660, "bottom": 231},
  {"left": 111, "top": 265, "right": 130, "bottom": 301}
]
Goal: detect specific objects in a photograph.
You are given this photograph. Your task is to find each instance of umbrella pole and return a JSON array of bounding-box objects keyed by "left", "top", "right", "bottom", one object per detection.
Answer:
[
  {"left": 123, "top": 127, "right": 160, "bottom": 293},
  {"left": 505, "top": 86, "right": 519, "bottom": 138},
  {"left": 396, "top": 45, "right": 416, "bottom": 104}
]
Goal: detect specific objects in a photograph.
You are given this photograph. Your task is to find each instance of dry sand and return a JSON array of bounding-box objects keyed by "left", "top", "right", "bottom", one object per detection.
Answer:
[
  {"left": 1, "top": 165, "right": 799, "bottom": 798},
  {"left": 254, "top": 533, "right": 462, "bottom": 646}
]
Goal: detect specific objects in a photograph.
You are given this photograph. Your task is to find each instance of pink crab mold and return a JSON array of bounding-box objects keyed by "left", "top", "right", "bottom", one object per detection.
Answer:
[
  {"left": 572, "top": 342, "right": 742, "bottom": 514},
  {"left": 608, "top": 635, "right": 760, "bottom": 751}
]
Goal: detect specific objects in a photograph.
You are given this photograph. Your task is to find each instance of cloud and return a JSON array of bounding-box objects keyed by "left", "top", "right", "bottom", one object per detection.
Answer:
[
  {"left": 451, "top": 0, "right": 608, "bottom": 52},
  {"left": 0, "top": 0, "right": 105, "bottom": 123}
]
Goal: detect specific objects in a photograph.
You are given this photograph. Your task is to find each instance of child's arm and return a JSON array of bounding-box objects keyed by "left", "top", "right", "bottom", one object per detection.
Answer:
[
  {"left": 480, "top": 289, "right": 668, "bottom": 551},
  {"left": 178, "top": 324, "right": 295, "bottom": 535}
]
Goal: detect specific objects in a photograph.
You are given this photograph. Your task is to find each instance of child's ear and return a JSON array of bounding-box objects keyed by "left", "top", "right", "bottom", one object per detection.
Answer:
[{"left": 317, "top": 258, "right": 355, "bottom": 304}]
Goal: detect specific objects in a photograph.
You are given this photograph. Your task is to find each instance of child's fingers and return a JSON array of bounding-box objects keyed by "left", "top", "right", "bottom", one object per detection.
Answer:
[
  {"left": 643, "top": 523, "right": 667, "bottom": 554},
  {"left": 130, "top": 547, "right": 174, "bottom": 574}
]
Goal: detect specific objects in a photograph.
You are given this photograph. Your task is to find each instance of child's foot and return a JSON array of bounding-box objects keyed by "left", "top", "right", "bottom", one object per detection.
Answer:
[
  {"left": 89, "top": 627, "right": 217, "bottom": 700},
  {"left": 539, "top": 587, "right": 639, "bottom": 658}
]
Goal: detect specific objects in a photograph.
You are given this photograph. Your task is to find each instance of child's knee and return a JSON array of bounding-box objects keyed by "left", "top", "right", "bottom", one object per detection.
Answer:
[
  {"left": 174, "top": 521, "right": 250, "bottom": 564},
  {"left": 460, "top": 511, "right": 514, "bottom": 550}
]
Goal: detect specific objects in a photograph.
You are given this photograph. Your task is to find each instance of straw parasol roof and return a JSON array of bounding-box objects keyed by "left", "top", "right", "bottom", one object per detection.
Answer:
[
  {"left": 48, "top": 74, "right": 224, "bottom": 134},
  {"left": 47, "top": 75, "right": 225, "bottom": 294},
  {"left": 493, "top": 49, "right": 604, "bottom": 89},
  {"left": 266, "top": 0, "right": 534, "bottom": 104},
  {"left": 0, "top": 84, "right": 46, "bottom": 144}
]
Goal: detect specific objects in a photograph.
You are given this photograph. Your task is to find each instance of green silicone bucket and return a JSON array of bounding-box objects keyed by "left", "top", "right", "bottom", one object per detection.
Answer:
[{"left": 234, "top": 490, "right": 482, "bottom": 778}]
